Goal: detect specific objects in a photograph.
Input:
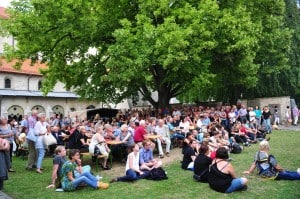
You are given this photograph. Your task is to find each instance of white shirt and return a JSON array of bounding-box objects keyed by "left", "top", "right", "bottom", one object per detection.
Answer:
[{"left": 125, "top": 152, "right": 139, "bottom": 172}]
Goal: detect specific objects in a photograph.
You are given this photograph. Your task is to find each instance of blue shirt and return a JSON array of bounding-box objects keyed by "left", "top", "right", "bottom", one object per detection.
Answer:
[{"left": 139, "top": 148, "right": 153, "bottom": 165}]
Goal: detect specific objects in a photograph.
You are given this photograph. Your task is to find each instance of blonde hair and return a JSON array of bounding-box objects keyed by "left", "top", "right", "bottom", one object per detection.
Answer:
[{"left": 259, "top": 140, "right": 270, "bottom": 150}]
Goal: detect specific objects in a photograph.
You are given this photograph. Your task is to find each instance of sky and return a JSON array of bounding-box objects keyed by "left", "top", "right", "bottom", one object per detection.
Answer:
[{"left": 0, "top": 0, "right": 12, "bottom": 8}]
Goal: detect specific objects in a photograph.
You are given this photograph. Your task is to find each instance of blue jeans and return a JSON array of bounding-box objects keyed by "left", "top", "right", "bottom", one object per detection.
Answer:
[
  {"left": 226, "top": 178, "right": 246, "bottom": 193},
  {"left": 276, "top": 170, "right": 300, "bottom": 180},
  {"left": 36, "top": 148, "right": 45, "bottom": 169},
  {"left": 74, "top": 165, "right": 91, "bottom": 178},
  {"left": 263, "top": 118, "right": 272, "bottom": 132},
  {"left": 72, "top": 172, "right": 98, "bottom": 189},
  {"left": 117, "top": 169, "right": 148, "bottom": 182},
  {"left": 171, "top": 133, "right": 185, "bottom": 140}
]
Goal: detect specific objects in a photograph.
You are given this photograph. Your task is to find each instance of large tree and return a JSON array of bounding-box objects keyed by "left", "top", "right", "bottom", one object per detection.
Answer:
[{"left": 1, "top": 0, "right": 292, "bottom": 108}]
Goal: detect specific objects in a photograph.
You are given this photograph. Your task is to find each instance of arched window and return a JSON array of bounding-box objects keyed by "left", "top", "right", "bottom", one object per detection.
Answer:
[
  {"left": 7, "top": 105, "right": 24, "bottom": 122},
  {"left": 31, "top": 105, "right": 46, "bottom": 114},
  {"left": 5, "top": 78, "right": 11, "bottom": 88},
  {"left": 38, "top": 80, "right": 42, "bottom": 90},
  {"left": 52, "top": 105, "right": 64, "bottom": 116}
]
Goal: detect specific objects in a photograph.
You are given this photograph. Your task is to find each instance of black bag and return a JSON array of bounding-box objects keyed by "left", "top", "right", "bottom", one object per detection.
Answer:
[
  {"left": 230, "top": 142, "right": 242, "bottom": 154},
  {"left": 147, "top": 167, "right": 168, "bottom": 181},
  {"left": 193, "top": 168, "right": 209, "bottom": 182}
]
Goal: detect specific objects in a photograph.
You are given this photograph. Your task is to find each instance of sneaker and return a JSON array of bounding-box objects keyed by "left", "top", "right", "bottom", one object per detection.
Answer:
[
  {"left": 96, "top": 175, "right": 103, "bottom": 181},
  {"left": 109, "top": 178, "right": 118, "bottom": 183},
  {"left": 166, "top": 152, "right": 170, "bottom": 157},
  {"left": 159, "top": 155, "right": 164, "bottom": 158},
  {"left": 98, "top": 182, "right": 109, "bottom": 189},
  {"left": 55, "top": 188, "right": 64, "bottom": 192},
  {"left": 297, "top": 168, "right": 300, "bottom": 174}
]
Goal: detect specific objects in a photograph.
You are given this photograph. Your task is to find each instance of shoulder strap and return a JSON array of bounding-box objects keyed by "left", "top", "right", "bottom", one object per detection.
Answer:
[{"left": 219, "top": 162, "right": 229, "bottom": 171}]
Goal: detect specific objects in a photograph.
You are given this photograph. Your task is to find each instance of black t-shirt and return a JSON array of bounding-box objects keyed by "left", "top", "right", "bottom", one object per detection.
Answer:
[
  {"left": 181, "top": 146, "right": 196, "bottom": 169},
  {"left": 53, "top": 155, "right": 66, "bottom": 177},
  {"left": 68, "top": 130, "right": 85, "bottom": 149},
  {"left": 194, "top": 154, "right": 212, "bottom": 182},
  {"left": 262, "top": 111, "right": 272, "bottom": 119}
]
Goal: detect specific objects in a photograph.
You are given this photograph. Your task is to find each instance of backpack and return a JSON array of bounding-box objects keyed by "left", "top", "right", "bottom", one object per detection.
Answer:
[
  {"left": 147, "top": 167, "right": 168, "bottom": 181},
  {"left": 230, "top": 142, "right": 242, "bottom": 154}
]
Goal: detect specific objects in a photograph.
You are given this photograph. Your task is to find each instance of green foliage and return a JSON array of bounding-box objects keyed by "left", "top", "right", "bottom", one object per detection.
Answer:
[{"left": 0, "top": 0, "right": 294, "bottom": 107}]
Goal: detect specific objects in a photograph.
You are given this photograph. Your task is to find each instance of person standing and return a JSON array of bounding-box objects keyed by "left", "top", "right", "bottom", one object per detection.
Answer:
[
  {"left": 0, "top": 117, "right": 16, "bottom": 172},
  {"left": 292, "top": 106, "right": 299, "bottom": 126},
  {"left": 262, "top": 106, "right": 272, "bottom": 134},
  {"left": 26, "top": 110, "right": 38, "bottom": 170},
  {"left": 285, "top": 106, "right": 291, "bottom": 127},
  {"left": 0, "top": 138, "right": 11, "bottom": 190},
  {"left": 34, "top": 113, "right": 49, "bottom": 174},
  {"left": 254, "top": 106, "right": 262, "bottom": 129}
]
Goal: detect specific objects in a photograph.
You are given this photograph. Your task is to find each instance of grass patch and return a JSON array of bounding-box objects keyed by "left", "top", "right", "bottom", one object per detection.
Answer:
[{"left": 4, "top": 130, "right": 300, "bottom": 199}]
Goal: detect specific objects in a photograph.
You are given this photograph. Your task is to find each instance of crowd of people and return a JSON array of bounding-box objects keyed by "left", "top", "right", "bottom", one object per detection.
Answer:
[{"left": 0, "top": 103, "right": 299, "bottom": 193}]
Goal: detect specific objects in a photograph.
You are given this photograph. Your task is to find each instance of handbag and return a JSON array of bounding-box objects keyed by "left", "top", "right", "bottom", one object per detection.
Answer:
[{"left": 43, "top": 133, "right": 57, "bottom": 146}]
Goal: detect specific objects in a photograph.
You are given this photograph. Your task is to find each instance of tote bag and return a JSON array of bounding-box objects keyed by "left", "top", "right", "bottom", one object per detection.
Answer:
[{"left": 43, "top": 133, "right": 57, "bottom": 146}]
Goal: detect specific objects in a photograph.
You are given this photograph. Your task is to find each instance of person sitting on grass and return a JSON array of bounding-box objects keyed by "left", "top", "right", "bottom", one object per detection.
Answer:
[
  {"left": 110, "top": 144, "right": 149, "bottom": 183},
  {"left": 46, "top": 146, "right": 95, "bottom": 189},
  {"left": 60, "top": 149, "right": 109, "bottom": 191},
  {"left": 193, "top": 144, "right": 212, "bottom": 183},
  {"left": 243, "top": 141, "right": 300, "bottom": 180},
  {"left": 139, "top": 139, "right": 162, "bottom": 171},
  {"left": 181, "top": 140, "right": 198, "bottom": 171},
  {"left": 208, "top": 147, "right": 248, "bottom": 193}
]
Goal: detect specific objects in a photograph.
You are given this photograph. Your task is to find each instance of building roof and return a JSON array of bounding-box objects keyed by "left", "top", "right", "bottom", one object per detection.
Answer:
[
  {"left": 0, "top": 6, "right": 9, "bottom": 19},
  {"left": 0, "top": 58, "right": 48, "bottom": 76},
  {"left": 0, "top": 89, "right": 79, "bottom": 98}
]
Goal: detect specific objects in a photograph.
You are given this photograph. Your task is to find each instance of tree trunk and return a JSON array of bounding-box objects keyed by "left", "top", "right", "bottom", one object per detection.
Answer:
[{"left": 157, "top": 90, "right": 171, "bottom": 109}]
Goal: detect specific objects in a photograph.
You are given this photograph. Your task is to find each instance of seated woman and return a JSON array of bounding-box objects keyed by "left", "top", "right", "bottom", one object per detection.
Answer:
[
  {"left": 181, "top": 140, "right": 198, "bottom": 171},
  {"left": 61, "top": 149, "right": 109, "bottom": 191},
  {"left": 208, "top": 147, "right": 248, "bottom": 193},
  {"left": 243, "top": 141, "right": 300, "bottom": 180},
  {"left": 46, "top": 146, "right": 93, "bottom": 189},
  {"left": 182, "top": 132, "right": 197, "bottom": 154},
  {"left": 89, "top": 126, "right": 110, "bottom": 170},
  {"left": 110, "top": 144, "right": 148, "bottom": 183},
  {"left": 193, "top": 144, "right": 212, "bottom": 183},
  {"left": 116, "top": 124, "right": 134, "bottom": 160}
]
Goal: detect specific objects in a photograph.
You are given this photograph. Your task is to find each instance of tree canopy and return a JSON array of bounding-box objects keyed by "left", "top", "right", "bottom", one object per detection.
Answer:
[{"left": 1, "top": 0, "right": 296, "bottom": 108}]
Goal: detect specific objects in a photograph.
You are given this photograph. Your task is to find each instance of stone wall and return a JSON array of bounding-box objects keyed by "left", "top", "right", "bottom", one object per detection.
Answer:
[{"left": 241, "top": 96, "right": 291, "bottom": 124}]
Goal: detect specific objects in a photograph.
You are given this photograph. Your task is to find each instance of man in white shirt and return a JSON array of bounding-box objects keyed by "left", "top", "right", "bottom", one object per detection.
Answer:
[{"left": 155, "top": 119, "right": 171, "bottom": 158}]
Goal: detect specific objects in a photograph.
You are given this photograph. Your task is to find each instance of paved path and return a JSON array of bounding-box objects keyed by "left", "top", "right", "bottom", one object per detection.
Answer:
[
  {"left": 0, "top": 191, "right": 12, "bottom": 199},
  {"left": 275, "top": 124, "right": 300, "bottom": 131}
]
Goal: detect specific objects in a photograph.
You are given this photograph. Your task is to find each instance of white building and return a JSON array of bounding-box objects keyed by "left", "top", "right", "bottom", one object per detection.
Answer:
[{"left": 0, "top": 6, "right": 129, "bottom": 121}]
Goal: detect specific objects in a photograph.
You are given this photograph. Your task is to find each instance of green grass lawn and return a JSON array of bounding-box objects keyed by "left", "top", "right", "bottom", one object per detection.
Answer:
[{"left": 4, "top": 130, "right": 300, "bottom": 199}]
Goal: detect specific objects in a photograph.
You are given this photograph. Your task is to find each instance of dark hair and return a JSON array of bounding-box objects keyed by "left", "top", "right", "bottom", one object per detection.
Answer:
[
  {"left": 69, "top": 149, "right": 80, "bottom": 160},
  {"left": 216, "top": 147, "right": 229, "bottom": 160},
  {"left": 186, "top": 132, "right": 192, "bottom": 138},
  {"left": 199, "top": 144, "right": 209, "bottom": 154}
]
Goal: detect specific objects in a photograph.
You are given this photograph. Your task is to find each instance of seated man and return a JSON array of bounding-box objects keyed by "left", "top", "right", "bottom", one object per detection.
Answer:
[
  {"left": 68, "top": 126, "right": 90, "bottom": 152},
  {"left": 155, "top": 119, "right": 171, "bottom": 158},
  {"left": 139, "top": 140, "right": 162, "bottom": 171}
]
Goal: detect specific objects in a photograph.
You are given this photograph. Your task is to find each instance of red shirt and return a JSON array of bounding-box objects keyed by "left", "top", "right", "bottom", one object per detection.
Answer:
[{"left": 133, "top": 126, "right": 146, "bottom": 142}]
